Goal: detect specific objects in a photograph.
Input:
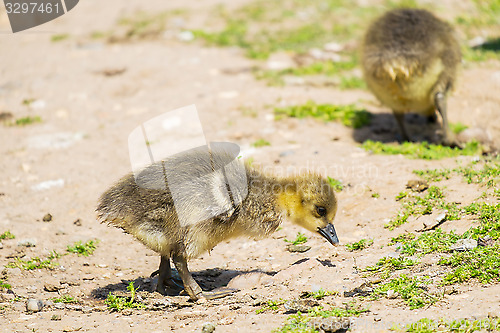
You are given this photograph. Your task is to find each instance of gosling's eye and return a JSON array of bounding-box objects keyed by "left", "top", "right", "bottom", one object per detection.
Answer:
[{"left": 316, "top": 206, "right": 327, "bottom": 217}]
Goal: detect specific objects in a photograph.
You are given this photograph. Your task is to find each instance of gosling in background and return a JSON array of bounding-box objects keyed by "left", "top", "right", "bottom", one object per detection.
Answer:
[
  {"left": 361, "top": 8, "right": 461, "bottom": 145},
  {"left": 97, "top": 144, "right": 339, "bottom": 301}
]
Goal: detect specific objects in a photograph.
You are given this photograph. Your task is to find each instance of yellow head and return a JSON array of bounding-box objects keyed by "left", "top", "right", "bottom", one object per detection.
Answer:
[{"left": 278, "top": 174, "right": 339, "bottom": 245}]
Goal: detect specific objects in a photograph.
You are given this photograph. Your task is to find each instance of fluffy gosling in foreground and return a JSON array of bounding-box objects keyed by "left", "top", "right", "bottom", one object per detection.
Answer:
[
  {"left": 361, "top": 8, "right": 461, "bottom": 145},
  {"left": 97, "top": 145, "right": 339, "bottom": 301}
]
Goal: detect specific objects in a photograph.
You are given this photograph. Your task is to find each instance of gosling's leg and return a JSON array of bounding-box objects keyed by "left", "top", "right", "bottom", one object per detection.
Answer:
[
  {"left": 152, "top": 256, "right": 183, "bottom": 295},
  {"left": 171, "top": 255, "right": 237, "bottom": 301},
  {"left": 393, "top": 111, "right": 411, "bottom": 142},
  {"left": 434, "top": 92, "right": 454, "bottom": 147}
]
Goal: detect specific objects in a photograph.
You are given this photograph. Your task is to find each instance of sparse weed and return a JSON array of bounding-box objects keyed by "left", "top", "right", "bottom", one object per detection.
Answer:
[
  {"left": 256, "top": 299, "right": 286, "bottom": 314},
  {"left": 105, "top": 282, "right": 144, "bottom": 311},
  {"left": 327, "top": 177, "right": 343, "bottom": 192},
  {"left": 345, "top": 239, "right": 373, "bottom": 251},
  {"left": 0, "top": 230, "right": 15, "bottom": 240},
  {"left": 52, "top": 295, "right": 78, "bottom": 304},
  {"left": 303, "top": 288, "right": 339, "bottom": 300},
  {"left": 364, "top": 256, "right": 418, "bottom": 279},
  {"left": 392, "top": 229, "right": 461, "bottom": 256},
  {"left": 51, "top": 34, "right": 69, "bottom": 42},
  {"left": 66, "top": 240, "right": 98, "bottom": 256},
  {"left": 450, "top": 122, "right": 468, "bottom": 134},
  {"left": 402, "top": 317, "right": 500, "bottom": 332},
  {"left": 387, "top": 186, "right": 460, "bottom": 230},
  {"left": 285, "top": 232, "right": 308, "bottom": 245},
  {"left": 372, "top": 274, "right": 437, "bottom": 309},
  {"left": 439, "top": 245, "right": 500, "bottom": 285},
  {"left": 7, "top": 256, "right": 58, "bottom": 270},
  {"left": 274, "top": 302, "right": 368, "bottom": 332},
  {"left": 0, "top": 279, "right": 11, "bottom": 290},
  {"left": 274, "top": 101, "right": 371, "bottom": 129},
  {"left": 252, "top": 139, "right": 271, "bottom": 148},
  {"left": 414, "top": 159, "right": 500, "bottom": 188},
  {"left": 362, "top": 140, "right": 483, "bottom": 160},
  {"left": 11, "top": 116, "right": 42, "bottom": 126}
]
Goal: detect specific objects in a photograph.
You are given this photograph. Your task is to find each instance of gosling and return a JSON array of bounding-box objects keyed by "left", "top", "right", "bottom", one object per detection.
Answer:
[
  {"left": 361, "top": 8, "right": 461, "bottom": 145},
  {"left": 97, "top": 144, "right": 339, "bottom": 301}
]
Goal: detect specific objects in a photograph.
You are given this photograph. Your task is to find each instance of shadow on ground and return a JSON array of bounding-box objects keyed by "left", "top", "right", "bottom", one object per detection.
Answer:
[
  {"left": 90, "top": 268, "right": 276, "bottom": 300},
  {"left": 352, "top": 111, "right": 444, "bottom": 143}
]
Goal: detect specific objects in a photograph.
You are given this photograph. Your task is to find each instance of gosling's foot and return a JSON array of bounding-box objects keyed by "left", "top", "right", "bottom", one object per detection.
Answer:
[{"left": 156, "top": 278, "right": 184, "bottom": 296}]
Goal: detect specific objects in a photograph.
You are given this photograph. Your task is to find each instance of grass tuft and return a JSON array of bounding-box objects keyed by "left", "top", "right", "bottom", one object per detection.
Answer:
[
  {"left": 0, "top": 230, "right": 15, "bottom": 240},
  {"left": 345, "top": 239, "right": 373, "bottom": 251},
  {"left": 362, "top": 140, "right": 483, "bottom": 160},
  {"left": 66, "top": 240, "right": 98, "bottom": 256},
  {"left": 275, "top": 101, "right": 371, "bottom": 128},
  {"left": 105, "top": 282, "right": 144, "bottom": 311},
  {"left": 285, "top": 232, "right": 308, "bottom": 245}
]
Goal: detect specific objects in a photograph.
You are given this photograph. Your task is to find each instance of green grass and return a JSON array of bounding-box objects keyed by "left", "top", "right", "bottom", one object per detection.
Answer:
[
  {"left": 439, "top": 245, "right": 500, "bottom": 285},
  {"left": 7, "top": 251, "right": 60, "bottom": 270},
  {"left": 450, "top": 122, "right": 468, "bottom": 134},
  {"left": 252, "top": 138, "right": 271, "bottom": 147},
  {"left": 275, "top": 101, "right": 371, "bottom": 129},
  {"left": 66, "top": 240, "right": 97, "bottom": 256},
  {"left": 345, "top": 239, "right": 373, "bottom": 252},
  {"left": 302, "top": 288, "right": 338, "bottom": 300},
  {"left": 462, "top": 202, "right": 500, "bottom": 241},
  {"left": 400, "top": 317, "right": 500, "bottom": 332},
  {"left": 386, "top": 186, "right": 460, "bottom": 230},
  {"left": 327, "top": 177, "right": 343, "bottom": 192},
  {"left": 105, "top": 282, "right": 144, "bottom": 311},
  {"left": 391, "top": 229, "right": 461, "bottom": 256},
  {"left": 362, "top": 140, "right": 483, "bottom": 160},
  {"left": 256, "top": 299, "right": 286, "bottom": 314},
  {"left": 51, "top": 34, "right": 69, "bottom": 42},
  {"left": 0, "top": 230, "right": 15, "bottom": 240},
  {"left": 191, "top": 0, "right": 375, "bottom": 60},
  {"left": 363, "top": 256, "right": 418, "bottom": 279},
  {"left": 255, "top": 56, "right": 365, "bottom": 88},
  {"left": 412, "top": 168, "right": 452, "bottom": 182},
  {"left": 372, "top": 274, "right": 437, "bottom": 309},
  {"left": 386, "top": 202, "right": 500, "bottom": 285},
  {"left": 11, "top": 116, "right": 42, "bottom": 126},
  {"left": 0, "top": 279, "right": 11, "bottom": 290},
  {"left": 52, "top": 295, "right": 78, "bottom": 304},
  {"left": 285, "top": 232, "right": 308, "bottom": 245},
  {"left": 274, "top": 303, "right": 369, "bottom": 332},
  {"left": 413, "top": 158, "right": 500, "bottom": 186},
  {"left": 371, "top": 192, "right": 380, "bottom": 198}
]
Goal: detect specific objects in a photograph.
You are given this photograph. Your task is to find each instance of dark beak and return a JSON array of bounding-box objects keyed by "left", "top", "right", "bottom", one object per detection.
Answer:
[{"left": 317, "top": 223, "right": 339, "bottom": 246}]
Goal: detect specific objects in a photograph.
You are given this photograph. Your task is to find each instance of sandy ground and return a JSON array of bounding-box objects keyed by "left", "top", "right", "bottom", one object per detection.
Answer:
[{"left": 0, "top": 0, "right": 499, "bottom": 332}]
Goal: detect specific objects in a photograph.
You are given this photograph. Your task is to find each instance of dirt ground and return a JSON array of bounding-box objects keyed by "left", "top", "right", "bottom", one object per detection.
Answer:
[{"left": 1, "top": 0, "right": 499, "bottom": 332}]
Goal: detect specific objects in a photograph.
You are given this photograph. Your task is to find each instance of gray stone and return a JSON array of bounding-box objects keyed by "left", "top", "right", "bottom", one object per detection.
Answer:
[
  {"left": 286, "top": 244, "right": 311, "bottom": 253},
  {"left": 26, "top": 299, "right": 43, "bottom": 312}
]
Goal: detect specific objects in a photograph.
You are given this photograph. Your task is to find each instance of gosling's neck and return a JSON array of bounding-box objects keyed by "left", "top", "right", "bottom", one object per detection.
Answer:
[{"left": 275, "top": 178, "right": 300, "bottom": 219}]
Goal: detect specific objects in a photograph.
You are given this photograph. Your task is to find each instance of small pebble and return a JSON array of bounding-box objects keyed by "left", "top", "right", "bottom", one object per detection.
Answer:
[
  {"left": 386, "top": 289, "right": 398, "bottom": 299},
  {"left": 73, "top": 219, "right": 82, "bottom": 226},
  {"left": 201, "top": 322, "right": 216, "bottom": 333},
  {"left": 44, "top": 283, "right": 63, "bottom": 292},
  {"left": 42, "top": 213, "right": 53, "bottom": 222},
  {"left": 286, "top": 244, "right": 311, "bottom": 253},
  {"left": 26, "top": 299, "right": 44, "bottom": 312}
]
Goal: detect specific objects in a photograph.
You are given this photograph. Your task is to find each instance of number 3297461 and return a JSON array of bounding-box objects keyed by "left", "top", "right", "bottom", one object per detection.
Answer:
[{"left": 5, "top": 2, "right": 61, "bottom": 14}]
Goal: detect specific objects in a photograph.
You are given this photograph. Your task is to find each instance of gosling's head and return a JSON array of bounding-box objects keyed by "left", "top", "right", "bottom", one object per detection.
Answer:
[{"left": 279, "top": 174, "right": 339, "bottom": 246}]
